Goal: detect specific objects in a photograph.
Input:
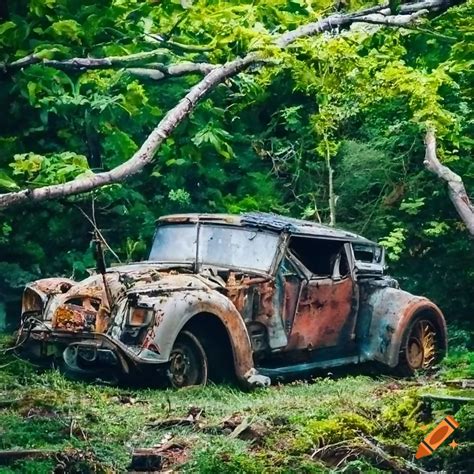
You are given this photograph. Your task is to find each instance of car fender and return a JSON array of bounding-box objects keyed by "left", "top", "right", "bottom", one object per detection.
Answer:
[
  {"left": 22, "top": 278, "right": 75, "bottom": 316},
  {"left": 145, "top": 288, "right": 255, "bottom": 382},
  {"left": 358, "top": 286, "right": 447, "bottom": 367}
]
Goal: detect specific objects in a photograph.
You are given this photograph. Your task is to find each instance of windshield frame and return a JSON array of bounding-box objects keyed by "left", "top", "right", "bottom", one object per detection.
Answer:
[{"left": 148, "top": 222, "right": 283, "bottom": 276}]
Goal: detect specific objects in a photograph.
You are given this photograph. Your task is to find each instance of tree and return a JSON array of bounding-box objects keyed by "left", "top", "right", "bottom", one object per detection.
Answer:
[
  {"left": 0, "top": 0, "right": 472, "bottom": 327},
  {"left": 0, "top": 0, "right": 465, "bottom": 211},
  {"left": 424, "top": 130, "right": 474, "bottom": 236}
]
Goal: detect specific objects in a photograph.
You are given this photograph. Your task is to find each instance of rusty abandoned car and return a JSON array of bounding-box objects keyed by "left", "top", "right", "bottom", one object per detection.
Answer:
[{"left": 17, "top": 213, "right": 447, "bottom": 388}]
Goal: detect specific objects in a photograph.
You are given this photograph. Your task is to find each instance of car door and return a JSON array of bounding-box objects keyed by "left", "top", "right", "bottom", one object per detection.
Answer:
[{"left": 283, "top": 236, "right": 358, "bottom": 352}]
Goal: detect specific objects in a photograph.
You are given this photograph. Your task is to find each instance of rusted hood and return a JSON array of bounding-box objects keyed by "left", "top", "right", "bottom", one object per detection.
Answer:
[{"left": 35, "top": 263, "right": 222, "bottom": 318}]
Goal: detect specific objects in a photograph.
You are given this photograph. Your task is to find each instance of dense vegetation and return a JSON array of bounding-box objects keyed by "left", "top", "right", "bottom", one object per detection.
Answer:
[
  {"left": 0, "top": 0, "right": 472, "bottom": 328},
  {"left": 0, "top": 333, "right": 473, "bottom": 473},
  {"left": 0, "top": 1, "right": 473, "bottom": 472}
]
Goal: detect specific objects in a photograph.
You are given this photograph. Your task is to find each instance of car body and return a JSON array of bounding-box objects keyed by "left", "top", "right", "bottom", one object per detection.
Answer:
[{"left": 17, "top": 213, "right": 447, "bottom": 388}]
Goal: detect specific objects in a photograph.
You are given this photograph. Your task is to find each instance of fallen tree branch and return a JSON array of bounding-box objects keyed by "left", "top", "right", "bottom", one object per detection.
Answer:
[
  {"left": 0, "top": 0, "right": 463, "bottom": 210},
  {"left": 4, "top": 52, "right": 216, "bottom": 82},
  {"left": 424, "top": 129, "right": 474, "bottom": 236},
  {"left": 275, "top": 0, "right": 455, "bottom": 46},
  {"left": 351, "top": 10, "right": 429, "bottom": 27},
  {"left": 0, "top": 53, "right": 257, "bottom": 209},
  {"left": 359, "top": 435, "right": 427, "bottom": 473}
]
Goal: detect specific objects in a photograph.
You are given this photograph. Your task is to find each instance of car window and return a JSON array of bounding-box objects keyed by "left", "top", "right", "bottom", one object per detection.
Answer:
[
  {"left": 288, "top": 236, "right": 349, "bottom": 278},
  {"left": 149, "top": 223, "right": 279, "bottom": 273},
  {"left": 149, "top": 224, "right": 197, "bottom": 264},
  {"left": 353, "top": 243, "right": 384, "bottom": 264},
  {"left": 199, "top": 225, "right": 279, "bottom": 273}
]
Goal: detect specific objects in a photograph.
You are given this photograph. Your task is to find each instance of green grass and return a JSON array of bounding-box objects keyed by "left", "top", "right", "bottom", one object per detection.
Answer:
[{"left": 0, "top": 334, "right": 472, "bottom": 473}]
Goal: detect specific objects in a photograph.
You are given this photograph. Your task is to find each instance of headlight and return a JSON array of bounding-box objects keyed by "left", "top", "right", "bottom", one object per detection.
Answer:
[
  {"left": 129, "top": 307, "right": 153, "bottom": 327},
  {"left": 21, "top": 288, "right": 44, "bottom": 315}
]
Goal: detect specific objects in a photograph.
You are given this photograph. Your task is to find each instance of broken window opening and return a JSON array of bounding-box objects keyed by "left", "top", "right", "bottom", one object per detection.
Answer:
[{"left": 288, "top": 237, "right": 349, "bottom": 278}]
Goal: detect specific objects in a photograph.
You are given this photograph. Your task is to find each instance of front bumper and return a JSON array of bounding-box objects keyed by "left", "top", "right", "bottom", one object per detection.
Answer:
[{"left": 20, "top": 328, "right": 168, "bottom": 381}]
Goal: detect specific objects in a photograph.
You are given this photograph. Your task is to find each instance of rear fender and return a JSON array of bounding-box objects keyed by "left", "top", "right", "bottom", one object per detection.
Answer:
[{"left": 358, "top": 287, "right": 447, "bottom": 367}]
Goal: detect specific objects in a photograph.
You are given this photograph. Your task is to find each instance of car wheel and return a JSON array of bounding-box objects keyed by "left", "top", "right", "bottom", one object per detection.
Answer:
[
  {"left": 396, "top": 316, "right": 441, "bottom": 375},
  {"left": 168, "top": 330, "right": 208, "bottom": 388}
]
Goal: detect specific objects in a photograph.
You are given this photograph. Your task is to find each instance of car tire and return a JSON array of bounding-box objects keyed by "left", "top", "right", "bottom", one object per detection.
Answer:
[
  {"left": 168, "top": 330, "right": 208, "bottom": 388},
  {"left": 395, "top": 315, "right": 442, "bottom": 376}
]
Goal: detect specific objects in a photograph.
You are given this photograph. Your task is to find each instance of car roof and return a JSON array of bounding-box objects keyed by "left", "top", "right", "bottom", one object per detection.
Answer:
[{"left": 157, "top": 212, "right": 376, "bottom": 245}]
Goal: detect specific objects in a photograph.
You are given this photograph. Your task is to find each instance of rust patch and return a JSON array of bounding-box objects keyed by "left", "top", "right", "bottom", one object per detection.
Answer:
[
  {"left": 286, "top": 277, "right": 355, "bottom": 350},
  {"left": 53, "top": 304, "right": 96, "bottom": 332},
  {"left": 226, "top": 272, "right": 274, "bottom": 321}
]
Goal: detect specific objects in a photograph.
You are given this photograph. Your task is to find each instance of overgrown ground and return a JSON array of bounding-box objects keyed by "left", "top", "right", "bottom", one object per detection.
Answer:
[{"left": 0, "top": 333, "right": 472, "bottom": 474}]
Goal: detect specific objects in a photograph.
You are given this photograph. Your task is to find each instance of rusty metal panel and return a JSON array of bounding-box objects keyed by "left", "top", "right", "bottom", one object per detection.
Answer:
[
  {"left": 358, "top": 286, "right": 447, "bottom": 367},
  {"left": 286, "top": 277, "right": 355, "bottom": 351},
  {"left": 53, "top": 303, "right": 96, "bottom": 331}
]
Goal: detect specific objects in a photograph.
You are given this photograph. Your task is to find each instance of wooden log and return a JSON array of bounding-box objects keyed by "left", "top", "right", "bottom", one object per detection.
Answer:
[
  {"left": 421, "top": 394, "right": 474, "bottom": 403},
  {"left": 128, "top": 448, "right": 162, "bottom": 472}
]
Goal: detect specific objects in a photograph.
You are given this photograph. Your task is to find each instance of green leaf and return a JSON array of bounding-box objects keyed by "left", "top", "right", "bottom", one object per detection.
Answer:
[
  {"left": 48, "top": 20, "right": 82, "bottom": 43},
  {"left": 0, "top": 171, "right": 20, "bottom": 191}
]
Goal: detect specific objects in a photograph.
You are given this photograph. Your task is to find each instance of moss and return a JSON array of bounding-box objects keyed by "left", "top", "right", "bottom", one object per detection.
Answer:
[
  {"left": 439, "top": 350, "right": 474, "bottom": 380},
  {"left": 379, "top": 389, "right": 424, "bottom": 442},
  {"left": 0, "top": 412, "right": 67, "bottom": 449},
  {"left": 1, "top": 336, "right": 473, "bottom": 473},
  {"left": 0, "top": 459, "right": 55, "bottom": 474},
  {"left": 294, "top": 413, "right": 376, "bottom": 452},
  {"left": 183, "top": 438, "right": 270, "bottom": 473}
]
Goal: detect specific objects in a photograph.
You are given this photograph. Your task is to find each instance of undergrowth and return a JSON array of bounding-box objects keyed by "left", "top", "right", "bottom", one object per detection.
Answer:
[{"left": 0, "top": 333, "right": 472, "bottom": 473}]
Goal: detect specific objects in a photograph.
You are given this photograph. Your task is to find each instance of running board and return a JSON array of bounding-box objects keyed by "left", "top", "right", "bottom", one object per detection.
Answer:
[{"left": 258, "top": 355, "right": 360, "bottom": 377}]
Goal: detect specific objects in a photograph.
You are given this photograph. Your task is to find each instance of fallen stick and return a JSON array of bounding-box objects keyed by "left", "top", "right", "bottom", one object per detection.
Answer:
[
  {"left": 358, "top": 435, "right": 427, "bottom": 474},
  {"left": 146, "top": 418, "right": 196, "bottom": 429},
  {"left": 421, "top": 394, "right": 474, "bottom": 403}
]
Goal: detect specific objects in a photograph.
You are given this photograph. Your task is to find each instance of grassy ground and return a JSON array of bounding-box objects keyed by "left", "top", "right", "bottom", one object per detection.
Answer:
[{"left": 0, "top": 334, "right": 472, "bottom": 473}]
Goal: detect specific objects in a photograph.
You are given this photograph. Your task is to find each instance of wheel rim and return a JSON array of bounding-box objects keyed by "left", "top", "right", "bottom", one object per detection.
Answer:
[
  {"left": 406, "top": 320, "right": 437, "bottom": 370},
  {"left": 168, "top": 331, "right": 207, "bottom": 388}
]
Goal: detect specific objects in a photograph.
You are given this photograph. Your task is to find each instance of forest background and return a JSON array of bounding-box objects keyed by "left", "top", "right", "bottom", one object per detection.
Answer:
[{"left": 0, "top": 0, "right": 472, "bottom": 333}]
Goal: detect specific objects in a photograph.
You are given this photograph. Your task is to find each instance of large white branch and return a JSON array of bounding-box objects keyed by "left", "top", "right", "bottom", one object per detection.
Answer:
[
  {"left": 0, "top": 0, "right": 463, "bottom": 210},
  {"left": 0, "top": 54, "right": 257, "bottom": 209},
  {"left": 424, "top": 130, "right": 474, "bottom": 236}
]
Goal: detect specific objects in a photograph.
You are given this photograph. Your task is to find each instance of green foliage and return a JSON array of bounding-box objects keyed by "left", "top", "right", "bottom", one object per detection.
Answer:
[
  {"left": 183, "top": 438, "right": 268, "bottom": 473},
  {"left": 10, "top": 151, "right": 90, "bottom": 186},
  {"left": 2, "top": 333, "right": 472, "bottom": 472},
  {"left": 439, "top": 328, "right": 474, "bottom": 379},
  {"left": 379, "top": 227, "right": 406, "bottom": 262},
  {"left": 0, "top": 0, "right": 472, "bottom": 333},
  {"left": 295, "top": 413, "right": 376, "bottom": 451}
]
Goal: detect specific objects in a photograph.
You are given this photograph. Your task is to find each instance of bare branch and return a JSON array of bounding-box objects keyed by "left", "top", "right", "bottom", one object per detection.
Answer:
[
  {"left": 126, "top": 62, "right": 216, "bottom": 81},
  {"left": 0, "top": 0, "right": 464, "bottom": 210},
  {"left": 276, "top": 0, "right": 458, "bottom": 46},
  {"left": 424, "top": 130, "right": 474, "bottom": 236},
  {"left": 352, "top": 10, "right": 429, "bottom": 27},
  {"left": 4, "top": 49, "right": 169, "bottom": 72}
]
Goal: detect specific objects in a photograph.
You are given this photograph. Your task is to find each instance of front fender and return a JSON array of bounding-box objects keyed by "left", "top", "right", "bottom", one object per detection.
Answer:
[
  {"left": 22, "top": 278, "right": 75, "bottom": 316},
  {"left": 358, "top": 286, "right": 447, "bottom": 367},
  {"left": 147, "top": 289, "right": 255, "bottom": 382}
]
